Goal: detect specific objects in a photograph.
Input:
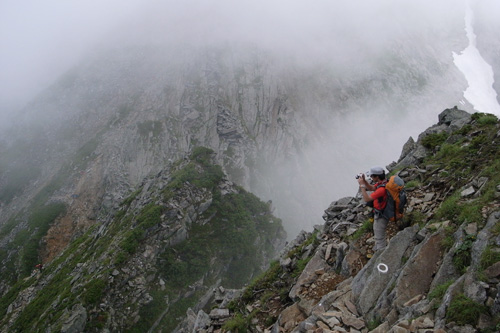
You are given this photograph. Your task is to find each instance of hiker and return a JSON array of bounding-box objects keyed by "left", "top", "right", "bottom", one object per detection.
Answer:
[
  {"left": 357, "top": 166, "right": 388, "bottom": 252},
  {"left": 35, "top": 263, "right": 43, "bottom": 272}
]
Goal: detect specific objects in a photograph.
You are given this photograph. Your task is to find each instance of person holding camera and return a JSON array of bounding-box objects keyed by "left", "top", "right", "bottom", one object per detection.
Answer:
[{"left": 357, "top": 166, "right": 388, "bottom": 254}]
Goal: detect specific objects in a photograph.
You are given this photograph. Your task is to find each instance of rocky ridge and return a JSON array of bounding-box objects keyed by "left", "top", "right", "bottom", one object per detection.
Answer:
[
  {"left": 182, "top": 108, "right": 500, "bottom": 333},
  {"left": 0, "top": 147, "right": 286, "bottom": 332}
]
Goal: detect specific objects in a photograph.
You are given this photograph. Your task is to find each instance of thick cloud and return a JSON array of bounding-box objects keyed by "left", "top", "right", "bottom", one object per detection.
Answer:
[
  {"left": 0, "top": 0, "right": 468, "bottom": 118},
  {"left": 1, "top": 0, "right": 499, "bottom": 236},
  {"left": 0, "top": 0, "right": 143, "bottom": 117}
]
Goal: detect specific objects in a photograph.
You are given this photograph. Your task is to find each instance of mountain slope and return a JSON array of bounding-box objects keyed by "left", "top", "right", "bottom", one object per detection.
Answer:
[
  {"left": 189, "top": 109, "right": 500, "bottom": 333},
  {"left": 0, "top": 147, "right": 286, "bottom": 332}
]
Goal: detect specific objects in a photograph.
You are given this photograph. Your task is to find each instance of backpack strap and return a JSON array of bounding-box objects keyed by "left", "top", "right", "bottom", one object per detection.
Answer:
[{"left": 373, "top": 180, "right": 388, "bottom": 212}]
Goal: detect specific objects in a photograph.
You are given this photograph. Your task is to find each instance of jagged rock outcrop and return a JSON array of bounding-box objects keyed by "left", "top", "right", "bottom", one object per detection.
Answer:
[
  {"left": 390, "top": 106, "right": 472, "bottom": 170},
  {"left": 189, "top": 109, "right": 500, "bottom": 333}
]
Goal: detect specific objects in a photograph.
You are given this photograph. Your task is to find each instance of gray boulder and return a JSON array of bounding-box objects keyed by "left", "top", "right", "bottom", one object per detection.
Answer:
[
  {"left": 392, "top": 231, "right": 446, "bottom": 309},
  {"left": 352, "top": 225, "right": 419, "bottom": 315},
  {"left": 60, "top": 304, "right": 87, "bottom": 333},
  {"left": 437, "top": 106, "right": 471, "bottom": 129}
]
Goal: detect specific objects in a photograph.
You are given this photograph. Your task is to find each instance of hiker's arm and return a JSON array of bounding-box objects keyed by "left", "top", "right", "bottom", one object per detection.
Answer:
[
  {"left": 358, "top": 186, "right": 373, "bottom": 202},
  {"left": 357, "top": 176, "right": 375, "bottom": 202},
  {"left": 358, "top": 175, "right": 376, "bottom": 191}
]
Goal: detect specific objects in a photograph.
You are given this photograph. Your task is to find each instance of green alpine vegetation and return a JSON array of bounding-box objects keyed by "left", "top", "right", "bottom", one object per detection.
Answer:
[{"left": 0, "top": 146, "right": 285, "bottom": 332}]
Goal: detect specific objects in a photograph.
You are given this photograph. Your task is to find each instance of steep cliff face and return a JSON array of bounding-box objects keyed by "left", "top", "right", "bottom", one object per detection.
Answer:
[
  {"left": 0, "top": 147, "right": 286, "bottom": 332},
  {"left": 189, "top": 109, "right": 500, "bottom": 333}
]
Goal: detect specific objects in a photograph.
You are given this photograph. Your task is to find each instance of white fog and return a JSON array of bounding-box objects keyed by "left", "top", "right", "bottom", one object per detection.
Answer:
[
  {"left": 0, "top": 0, "right": 468, "bottom": 115},
  {"left": 1, "top": 0, "right": 500, "bottom": 235}
]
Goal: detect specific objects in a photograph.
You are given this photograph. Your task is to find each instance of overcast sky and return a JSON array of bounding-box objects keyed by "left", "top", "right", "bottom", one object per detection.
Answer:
[
  {"left": 0, "top": 0, "right": 472, "bottom": 120},
  {"left": 0, "top": 0, "right": 144, "bottom": 115}
]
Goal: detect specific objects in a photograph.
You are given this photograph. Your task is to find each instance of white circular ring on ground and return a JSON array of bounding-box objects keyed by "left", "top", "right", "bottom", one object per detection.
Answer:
[{"left": 377, "top": 263, "right": 388, "bottom": 273}]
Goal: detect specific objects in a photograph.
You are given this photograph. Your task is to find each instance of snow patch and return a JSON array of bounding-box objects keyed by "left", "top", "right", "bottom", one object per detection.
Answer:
[{"left": 453, "top": 0, "right": 500, "bottom": 116}]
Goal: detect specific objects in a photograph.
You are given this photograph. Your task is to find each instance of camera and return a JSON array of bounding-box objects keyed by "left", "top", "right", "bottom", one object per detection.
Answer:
[{"left": 355, "top": 173, "right": 364, "bottom": 179}]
